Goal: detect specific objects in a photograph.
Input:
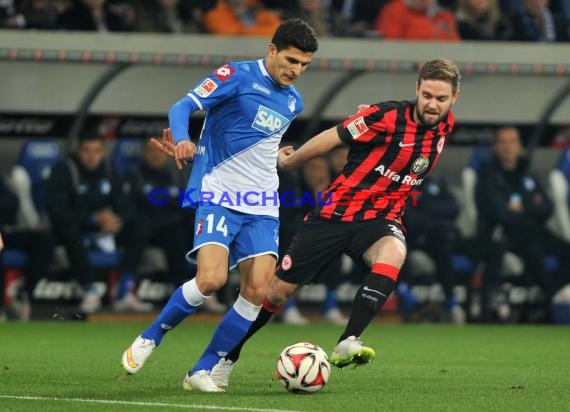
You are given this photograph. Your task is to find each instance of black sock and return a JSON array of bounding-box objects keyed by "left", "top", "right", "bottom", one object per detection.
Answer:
[
  {"left": 339, "top": 272, "right": 396, "bottom": 342},
  {"left": 226, "top": 297, "right": 281, "bottom": 363}
]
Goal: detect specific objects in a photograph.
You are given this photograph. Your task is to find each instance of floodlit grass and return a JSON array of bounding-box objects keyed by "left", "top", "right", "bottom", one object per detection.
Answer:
[{"left": 1, "top": 321, "right": 569, "bottom": 411}]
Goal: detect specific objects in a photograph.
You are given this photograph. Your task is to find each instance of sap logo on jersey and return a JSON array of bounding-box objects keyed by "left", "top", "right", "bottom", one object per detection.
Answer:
[{"left": 252, "top": 105, "right": 289, "bottom": 134}]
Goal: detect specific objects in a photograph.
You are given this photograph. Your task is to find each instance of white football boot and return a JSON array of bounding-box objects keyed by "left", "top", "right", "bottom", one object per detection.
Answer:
[
  {"left": 210, "top": 358, "right": 235, "bottom": 387},
  {"left": 182, "top": 370, "right": 225, "bottom": 392},
  {"left": 121, "top": 335, "right": 156, "bottom": 374},
  {"left": 330, "top": 335, "right": 376, "bottom": 368}
]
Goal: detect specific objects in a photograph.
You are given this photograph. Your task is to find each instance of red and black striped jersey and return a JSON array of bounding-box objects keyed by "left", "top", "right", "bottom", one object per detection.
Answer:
[{"left": 312, "top": 100, "right": 455, "bottom": 222}]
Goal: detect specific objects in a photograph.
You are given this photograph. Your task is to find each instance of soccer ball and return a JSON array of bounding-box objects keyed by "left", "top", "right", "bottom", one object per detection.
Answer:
[{"left": 276, "top": 342, "right": 331, "bottom": 394}]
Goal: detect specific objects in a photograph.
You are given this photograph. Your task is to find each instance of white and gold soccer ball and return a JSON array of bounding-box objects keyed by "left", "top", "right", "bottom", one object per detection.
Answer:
[{"left": 276, "top": 342, "right": 331, "bottom": 394}]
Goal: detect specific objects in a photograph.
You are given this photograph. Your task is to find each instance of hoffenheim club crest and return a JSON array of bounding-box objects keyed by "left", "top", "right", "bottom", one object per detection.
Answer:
[{"left": 288, "top": 95, "right": 296, "bottom": 112}]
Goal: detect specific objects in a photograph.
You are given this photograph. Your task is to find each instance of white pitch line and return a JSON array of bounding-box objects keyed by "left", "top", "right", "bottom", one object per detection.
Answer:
[{"left": 0, "top": 395, "right": 305, "bottom": 412}]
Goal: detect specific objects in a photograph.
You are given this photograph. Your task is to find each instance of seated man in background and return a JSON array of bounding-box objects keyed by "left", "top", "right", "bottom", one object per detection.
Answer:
[
  {"left": 46, "top": 132, "right": 152, "bottom": 314},
  {"left": 124, "top": 139, "right": 190, "bottom": 288},
  {"left": 476, "top": 126, "right": 570, "bottom": 322},
  {"left": 0, "top": 176, "right": 55, "bottom": 320},
  {"left": 401, "top": 173, "right": 467, "bottom": 323},
  {"left": 278, "top": 156, "right": 349, "bottom": 325},
  {"left": 124, "top": 139, "right": 227, "bottom": 313}
]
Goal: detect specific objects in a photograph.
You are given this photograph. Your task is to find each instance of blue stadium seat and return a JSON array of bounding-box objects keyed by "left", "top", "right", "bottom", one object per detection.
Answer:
[
  {"left": 466, "top": 144, "right": 490, "bottom": 172},
  {"left": 1, "top": 140, "right": 61, "bottom": 271},
  {"left": 111, "top": 138, "right": 145, "bottom": 178},
  {"left": 0, "top": 249, "right": 28, "bottom": 268},
  {"left": 16, "top": 139, "right": 62, "bottom": 216},
  {"left": 452, "top": 253, "right": 477, "bottom": 274},
  {"left": 88, "top": 250, "right": 121, "bottom": 267},
  {"left": 556, "top": 147, "right": 570, "bottom": 181},
  {"left": 452, "top": 146, "right": 492, "bottom": 273}
]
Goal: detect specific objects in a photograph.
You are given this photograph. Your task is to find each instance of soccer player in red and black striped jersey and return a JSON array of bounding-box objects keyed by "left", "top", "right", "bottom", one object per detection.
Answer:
[{"left": 207, "top": 58, "right": 461, "bottom": 385}]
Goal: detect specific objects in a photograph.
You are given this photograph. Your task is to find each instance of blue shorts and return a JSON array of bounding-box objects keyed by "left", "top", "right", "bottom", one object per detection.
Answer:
[{"left": 186, "top": 204, "right": 279, "bottom": 269}]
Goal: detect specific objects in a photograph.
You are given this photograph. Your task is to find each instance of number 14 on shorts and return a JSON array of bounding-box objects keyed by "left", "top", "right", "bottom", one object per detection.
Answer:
[{"left": 205, "top": 214, "right": 228, "bottom": 237}]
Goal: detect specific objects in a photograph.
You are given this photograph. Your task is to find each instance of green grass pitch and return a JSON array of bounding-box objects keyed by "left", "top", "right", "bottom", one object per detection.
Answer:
[{"left": 1, "top": 321, "right": 569, "bottom": 411}]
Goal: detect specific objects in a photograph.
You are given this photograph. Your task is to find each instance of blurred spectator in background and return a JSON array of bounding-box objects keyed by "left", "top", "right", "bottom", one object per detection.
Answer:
[
  {"left": 124, "top": 139, "right": 189, "bottom": 287},
  {"left": 135, "top": 0, "right": 215, "bottom": 33},
  {"left": 203, "top": 0, "right": 281, "bottom": 36},
  {"left": 331, "top": 0, "right": 387, "bottom": 36},
  {"left": 278, "top": 155, "right": 349, "bottom": 325},
  {"left": 475, "top": 127, "right": 570, "bottom": 321},
  {"left": 0, "top": 176, "right": 55, "bottom": 320},
  {"left": 401, "top": 174, "right": 467, "bottom": 323},
  {"left": 47, "top": 133, "right": 152, "bottom": 313},
  {"left": 1, "top": 0, "right": 69, "bottom": 29},
  {"left": 285, "top": 0, "right": 348, "bottom": 37},
  {"left": 58, "top": 0, "right": 136, "bottom": 32},
  {"left": 456, "top": 0, "right": 512, "bottom": 40},
  {"left": 510, "top": 0, "right": 569, "bottom": 42},
  {"left": 375, "top": 0, "right": 460, "bottom": 41},
  {"left": 0, "top": 0, "right": 25, "bottom": 28},
  {"left": 125, "top": 139, "right": 227, "bottom": 314}
]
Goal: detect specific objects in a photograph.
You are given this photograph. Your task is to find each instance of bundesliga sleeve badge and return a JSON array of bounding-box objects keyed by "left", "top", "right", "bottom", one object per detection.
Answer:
[
  {"left": 193, "top": 79, "right": 218, "bottom": 98},
  {"left": 347, "top": 116, "right": 368, "bottom": 140}
]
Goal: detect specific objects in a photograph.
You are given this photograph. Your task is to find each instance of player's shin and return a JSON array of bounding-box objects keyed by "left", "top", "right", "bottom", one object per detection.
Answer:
[
  {"left": 225, "top": 296, "right": 282, "bottom": 363},
  {"left": 190, "top": 295, "right": 261, "bottom": 374},
  {"left": 339, "top": 263, "right": 398, "bottom": 341},
  {"left": 141, "top": 279, "right": 207, "bottom": 345}
]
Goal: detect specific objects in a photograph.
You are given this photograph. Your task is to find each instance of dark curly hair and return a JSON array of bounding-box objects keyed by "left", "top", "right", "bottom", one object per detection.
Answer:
[{"left": 271, "top": 18, "right": 319, "bottom": 53}]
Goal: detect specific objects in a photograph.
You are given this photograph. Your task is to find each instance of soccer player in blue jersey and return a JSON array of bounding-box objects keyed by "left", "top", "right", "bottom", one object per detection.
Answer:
[{"left": 121, "top": 18, "right": 318, "bottom": 392}]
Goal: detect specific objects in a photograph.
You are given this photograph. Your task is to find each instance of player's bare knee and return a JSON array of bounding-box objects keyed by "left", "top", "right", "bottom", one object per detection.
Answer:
[
  {"left": 239, "top": 282, "right": 268, "bottom": 305},
  {"left": 363, "top": 237, "right": 406, "bottom": 268},
  {"left": 195, "top": 273, "right": 227, "bottom": 295}
]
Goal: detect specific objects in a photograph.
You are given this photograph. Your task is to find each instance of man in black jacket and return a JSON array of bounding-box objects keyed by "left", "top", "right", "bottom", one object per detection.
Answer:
[
  {"left": 476, "top": 126, "right": 570, "bottom": 321},
  {"left": 402, "top": 173, "right": 467, "bottom": 323},
  {"left": 125, "top": 139, "right": 190, "bottom": 287},
  {"left": 47, "top": 133, "right": 152, "bottom": 314},
  {"left": 125, "top": 139, "right": 228, "bottom": 314},
  {"left": 0, "top": 177, "right": 54, "bottom": 320}
]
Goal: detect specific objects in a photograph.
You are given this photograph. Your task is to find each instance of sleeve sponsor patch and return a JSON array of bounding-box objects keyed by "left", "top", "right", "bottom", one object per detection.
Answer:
[
  {"left": 347, "top": 116, "right": 368, "bottom": 139},
  {"left": 193, "top": 78, "right": 218, "bottom": 98},
  {"left": 214, "top": 64, "right": 235, "bottom": 82}
]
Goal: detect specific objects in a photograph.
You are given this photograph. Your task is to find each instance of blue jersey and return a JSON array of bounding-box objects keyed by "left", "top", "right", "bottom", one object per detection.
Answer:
[{"left": 177, "top": 59, "right": 304, "bottom": 217}]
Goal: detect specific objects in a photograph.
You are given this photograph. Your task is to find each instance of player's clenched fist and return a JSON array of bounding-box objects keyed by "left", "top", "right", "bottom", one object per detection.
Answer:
[{"left": 277, "top": 145, "right": 295, "bottom": 171}]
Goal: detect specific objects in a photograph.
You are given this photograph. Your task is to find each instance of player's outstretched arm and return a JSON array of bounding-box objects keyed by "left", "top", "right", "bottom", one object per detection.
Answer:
[{"left": 278, "top": 126, "right": 343, "bottom": 171}]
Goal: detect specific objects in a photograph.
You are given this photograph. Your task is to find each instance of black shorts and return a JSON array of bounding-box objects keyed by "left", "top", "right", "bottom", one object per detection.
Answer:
[{"left": 276, "top": 217, "right": 406, "bottom": 285}]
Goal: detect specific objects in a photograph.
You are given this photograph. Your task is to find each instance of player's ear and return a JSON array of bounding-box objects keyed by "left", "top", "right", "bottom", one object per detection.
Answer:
[
  {"left": 268, "top": 43, "right": 277, "bottom": 57},
  {"left": 451, "top": 90, "right": 460, "bottom": 105},
  {"left": 415, "top": 81, "right": 420, "bottom": 97}
]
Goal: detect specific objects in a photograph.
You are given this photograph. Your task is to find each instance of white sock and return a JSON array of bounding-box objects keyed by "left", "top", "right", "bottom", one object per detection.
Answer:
[
  {"left": 233, "top": 294, "right": 262, "bottom": 321},
  {"left": 181, "top": 278, "right": 210, "bottom": 307}
]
